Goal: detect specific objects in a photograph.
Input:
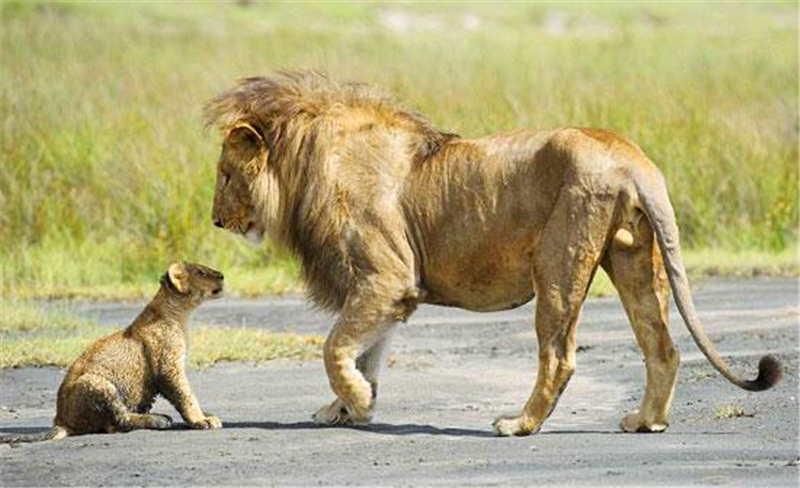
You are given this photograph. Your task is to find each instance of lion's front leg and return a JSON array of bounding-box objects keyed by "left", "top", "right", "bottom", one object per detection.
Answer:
[
  {"left": 313, "top": 284, "right": 411, "bottom": 426},
  {"left": 313, "top": 332, "right": 395, "bottom": 425},
  {"left": 312, "top": 397, "right": 353, "bottom": 425},
  {"left": 313, "top": 326, "right": 393, "bottom": 425}
]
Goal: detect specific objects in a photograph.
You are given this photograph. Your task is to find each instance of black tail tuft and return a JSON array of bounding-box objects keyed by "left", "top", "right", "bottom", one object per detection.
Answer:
[{"left": 742, "top": 355, "right": 783, "bottom": 392}]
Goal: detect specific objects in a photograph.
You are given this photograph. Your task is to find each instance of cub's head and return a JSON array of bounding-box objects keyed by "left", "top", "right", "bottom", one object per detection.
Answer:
[
  {"left": 163, "top": 262, "right": 224, "bottom": 303},
  {"left": 211, "top": 123, "right": 276, "bottom": 245}
]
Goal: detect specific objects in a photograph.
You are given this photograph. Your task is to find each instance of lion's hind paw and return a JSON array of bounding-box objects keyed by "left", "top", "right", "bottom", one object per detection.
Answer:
[{"left": 620, "top": 412, "right": 668, "bottom": 433}]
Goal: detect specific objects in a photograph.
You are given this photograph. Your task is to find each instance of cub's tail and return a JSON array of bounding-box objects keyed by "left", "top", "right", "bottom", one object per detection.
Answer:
[
  {"left": 632, "top": 165, "right": 782, "bottom": 392},
  {"left": 0, "top": 425, "right": 69, "bottom": 443}
]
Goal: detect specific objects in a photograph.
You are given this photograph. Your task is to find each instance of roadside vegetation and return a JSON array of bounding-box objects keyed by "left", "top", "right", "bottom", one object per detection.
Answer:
[
  {"left": 0, "top": 1, "right": 797, "bottom": 369},
  {"left": 714, "top": 404, "right": 755, "bottom": 419},
  {"left": 0, "top": 300, "right": 323, "bottom": 369},
  {"left": 1, "top": 2, "right": 797, "bottom": 301}
]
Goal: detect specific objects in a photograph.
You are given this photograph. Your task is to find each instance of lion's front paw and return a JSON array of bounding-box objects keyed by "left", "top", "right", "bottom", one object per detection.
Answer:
[
  {"left": 312, "top": 398, "right": 372, "bottom": 426},
  {"left": 492, "top": 415, "right": 540, "bottom": 437},
  {"left": 190, "top": 416, "right": 223, "bottom": 430},
  {"left": 620, "top": 412, "right": 668, "bottom": 433}
]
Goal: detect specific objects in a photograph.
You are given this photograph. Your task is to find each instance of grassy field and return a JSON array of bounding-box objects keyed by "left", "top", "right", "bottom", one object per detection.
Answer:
[
  {"left": 1, "top": 1, "right": 798, "bottom": 301},
  {"left": 0, "top": 300, "right": 323, "bottom": 369}
]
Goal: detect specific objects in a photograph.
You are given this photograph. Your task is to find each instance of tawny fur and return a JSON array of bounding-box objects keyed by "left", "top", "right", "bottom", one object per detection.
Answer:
[
  {"left": 206, "top": 71, "right": 781, "bottom": 436},
  {"left": 20, "top": 263, "right": 224, "bottom": 442}
]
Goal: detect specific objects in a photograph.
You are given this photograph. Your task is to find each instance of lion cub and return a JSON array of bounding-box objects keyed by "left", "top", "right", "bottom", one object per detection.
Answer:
[{"left": 23, "top": 262, "right": 223, "bottom": 441}]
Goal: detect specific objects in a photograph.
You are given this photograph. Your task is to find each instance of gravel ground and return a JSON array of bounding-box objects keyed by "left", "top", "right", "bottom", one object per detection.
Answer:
[{"left": 1, "top": 278, "right": 798, "bottom": 487}]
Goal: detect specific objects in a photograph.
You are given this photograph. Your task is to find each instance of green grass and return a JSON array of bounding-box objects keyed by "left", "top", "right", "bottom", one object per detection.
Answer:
[
  {"left": 0, "top": 300, "right": 323, "bottom": 369},
  {"left": 0, "top": 1, "right": 797, "bottom": 300},
  {"left": 714, "top": 404, "right": 755, "bottom": 419},
  {"left": 188, "top": 326, "right": 323, "bottom": 369},
  {"left": 587, "top": 247, "right": 799, "bottom": 297},
  {"left": 683, "top": 247, "right": 799, "bottom": 279}
]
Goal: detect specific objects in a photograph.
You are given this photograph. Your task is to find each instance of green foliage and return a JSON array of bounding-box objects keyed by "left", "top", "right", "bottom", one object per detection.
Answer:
[
  {"left": 1, "top": 1, "right": 797, "bottom": 298},
  {"left": 0, "top": 299, "right": 93, "bottom": 333},
  {"left": 714, "top": 404, "right": 754, "bottom": 419},
  {"left": 0, "top": 300, "right": 108, "bottom": 367},
  {"left": 188, "top": 326, "right": 323, "bottom": 369},
  {"left": 0, "top": 299, "right": 323, "bottom": 369}
]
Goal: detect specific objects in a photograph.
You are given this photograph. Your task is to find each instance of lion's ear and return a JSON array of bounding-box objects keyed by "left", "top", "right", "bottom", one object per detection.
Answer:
[
  {"left": 226, "top": 123, "right": 267, "bottom": 172},
  {"left": 168, "top": 262, "right": 189, "bottom": 294}
]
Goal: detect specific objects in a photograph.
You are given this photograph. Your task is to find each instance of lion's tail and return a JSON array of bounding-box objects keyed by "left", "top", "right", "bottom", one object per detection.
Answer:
[
  {"left": 0, "top": 425, "right": 69, "bottom": 444},
  {"left": 632, "top": 167, "right": 782, "bottom": 392}
]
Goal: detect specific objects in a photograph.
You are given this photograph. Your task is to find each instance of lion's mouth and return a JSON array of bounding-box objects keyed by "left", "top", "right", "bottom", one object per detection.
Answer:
[{"left": 243, "top": 222, "right": 264, "bottom": 245}]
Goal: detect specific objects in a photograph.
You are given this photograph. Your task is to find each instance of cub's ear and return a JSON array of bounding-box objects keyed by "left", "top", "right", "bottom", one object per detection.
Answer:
[
  {"left": 168, "top": 262, "right": 189, "bottom": 294},
  {"left": 226, "top": 123, "right": 267, "bottom": 173}
]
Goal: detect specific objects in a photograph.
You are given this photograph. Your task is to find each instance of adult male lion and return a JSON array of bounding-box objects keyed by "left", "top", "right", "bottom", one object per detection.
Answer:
[{"left": 205, "top": 71, "right": 781, "bottom": 436}]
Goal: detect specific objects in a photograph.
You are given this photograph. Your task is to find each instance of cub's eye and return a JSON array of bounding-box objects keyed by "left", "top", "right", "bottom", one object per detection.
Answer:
[{"left": 221, "top": 172, "right": 231, "bottom": 186}]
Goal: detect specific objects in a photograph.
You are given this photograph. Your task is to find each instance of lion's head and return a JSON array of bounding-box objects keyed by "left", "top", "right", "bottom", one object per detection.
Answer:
[
  {"left": 204, "top": 71, "right": 457, "bottom": 310},
  {"left": 209, "top": 121, "right": 275, "bottom": 245},
  {"left": 205, "top": 71, "right": 456, "bottom": 246}
]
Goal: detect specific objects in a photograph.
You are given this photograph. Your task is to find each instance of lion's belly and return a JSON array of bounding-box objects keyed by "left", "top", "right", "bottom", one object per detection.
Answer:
[
  {"left": 407, "top": 131, "right": 563, "bottom": 312},
  {"left": 421, "top": 238, "right": 536, "bottom": 312}
]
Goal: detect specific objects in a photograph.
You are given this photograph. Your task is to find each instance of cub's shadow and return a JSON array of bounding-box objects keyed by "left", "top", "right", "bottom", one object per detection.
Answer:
[{"left": 0, "top": 422, "right": 493, "bottom": 439}]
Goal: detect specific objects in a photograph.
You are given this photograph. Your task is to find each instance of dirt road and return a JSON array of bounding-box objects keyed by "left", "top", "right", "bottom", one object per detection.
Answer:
[{"left": 1, "top": 278, "right": 798, "bottom": 486}]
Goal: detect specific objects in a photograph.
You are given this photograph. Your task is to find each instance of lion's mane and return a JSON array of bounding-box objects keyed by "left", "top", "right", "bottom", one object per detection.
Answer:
[{"left": 204, "top": 71, "right": 458, "bottom": 311}]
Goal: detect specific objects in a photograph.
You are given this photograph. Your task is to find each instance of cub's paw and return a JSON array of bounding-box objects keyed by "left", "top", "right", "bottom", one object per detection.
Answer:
[
  {"left": 190, "top": 416, "right": 223, "bottom": 430},
  {"left": 147, "top": 413, "right": 173, "bottom": 430},
  {"left": 620, "top": 412, "right": 668, "bottom": 433},
  {"left": 492, "top": 415, "right": 540, "bottom": 437},
  {"left": 312, "top": 399, "right": 372, "bottom": 426}
]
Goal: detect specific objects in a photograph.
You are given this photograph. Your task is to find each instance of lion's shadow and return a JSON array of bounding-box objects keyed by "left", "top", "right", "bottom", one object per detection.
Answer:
[
  {"left": 223, "top": 421, "right": 495, "bottom": 438},
  {"left": 0, "top": 423, "right": 736, "bottom": 439},
  {"left": 219, "top": 421, "right": 736, "bottom": 437}
]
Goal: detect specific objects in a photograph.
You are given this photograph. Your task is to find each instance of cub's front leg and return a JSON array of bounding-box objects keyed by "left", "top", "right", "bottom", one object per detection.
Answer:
[{"left": 159, "top": 359, "right": 222, "bottom": 430}]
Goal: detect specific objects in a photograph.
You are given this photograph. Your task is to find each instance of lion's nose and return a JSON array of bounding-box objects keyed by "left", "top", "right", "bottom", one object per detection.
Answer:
[{"left": 213, "top": 218, "right": 224, "bottom": 228}]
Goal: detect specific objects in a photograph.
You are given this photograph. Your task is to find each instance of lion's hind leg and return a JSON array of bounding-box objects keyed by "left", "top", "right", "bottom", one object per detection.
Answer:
[
  {"left": 601, "top": 218, "right": 679, "bottom": 433},
  {"left": 67, "top": 375, "right": 172, "bottom": 434},
  {"left": 494, "top": 192, "right": 612, "bottom": 437}
]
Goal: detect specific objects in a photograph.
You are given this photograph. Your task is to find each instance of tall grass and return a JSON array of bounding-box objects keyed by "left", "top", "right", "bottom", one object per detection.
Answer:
[
  {"left": 0, "top": 300, "right": 323, "bottom": 368},
  {"left": 0, "top": 1, "right": 797, "bottom": 298}
]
